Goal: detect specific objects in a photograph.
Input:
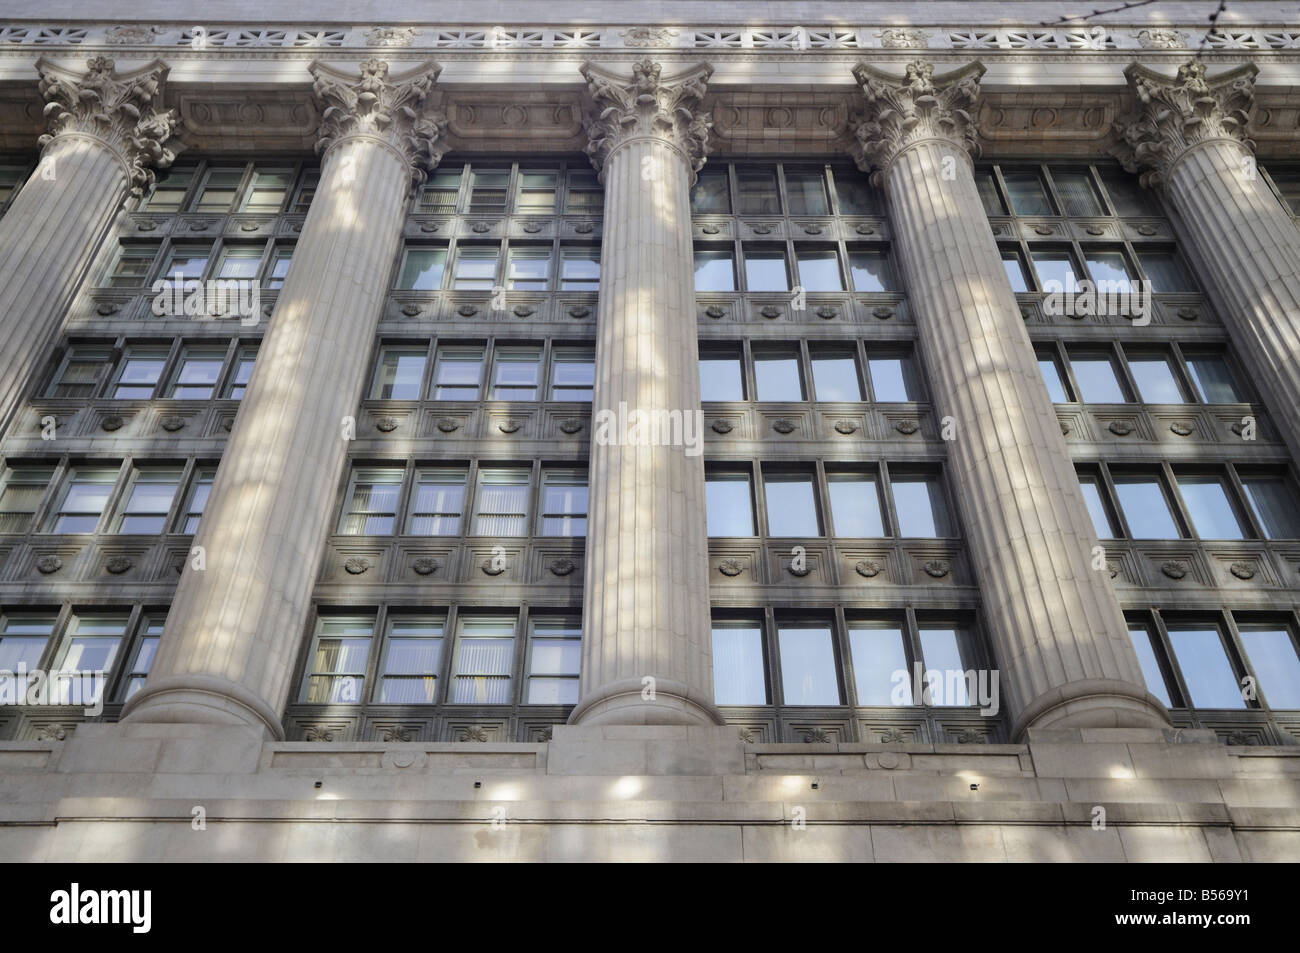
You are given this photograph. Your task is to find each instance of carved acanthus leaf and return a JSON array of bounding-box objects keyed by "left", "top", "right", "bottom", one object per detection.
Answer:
[
  {"left": 309, "top": 58, "right": 448, "bottom": 189},
  {"left": 1112, "top": 60, "right": 1257, "bottom": 188},
  {"left": 849, "top": 59, "right": 985, "bottom": 185},
  {"left": 579, "top": 59, "right": 714, "bottom": 182},
  {"left": 36, "top": 56, "right": 183, "bottom": 196}
]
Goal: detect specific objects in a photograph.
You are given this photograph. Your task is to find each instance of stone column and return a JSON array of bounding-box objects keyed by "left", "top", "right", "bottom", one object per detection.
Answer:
[
  {"left": 568, "top": 60, "right": 722, "bottom": 726},
  {"left": 0, "top": 56, "right": 180, "bottom": 435},
  {"left": 851, "top": 61, "right": 1170, "bottom": 736},
  {"left": 122, "top": 59, "right": 446, "bottom": 736},
  {"left": 1115, "top": 60, "right": 1300, "bottom": 461}
]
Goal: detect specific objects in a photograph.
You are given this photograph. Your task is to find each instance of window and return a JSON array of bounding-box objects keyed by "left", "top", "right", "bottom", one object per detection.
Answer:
[
  {"left": 1031, "top": 249, "right": 1079, "bottom": 289},
  {"left": 432, "top": 347, "right": 483, "bottom": 400},
  {"left": 1083, "top": 248, "right": 1136, "bottom": 291},
  {"left": 753, "top": 349, "right": 804, "bottom": 401},
  {"left": 419, "top": 168, "right": 462, "bottom": 214},
  {"left": 452, "top": 246, "right": 499, "bottom": 290},
  {"left": 194, "top": 167, "right": 245, "bottom": 212},
  {"left": 490, "top": 347, "right": 540, "bottom": 400},
  {"left": 468, "top": 169, "right": 510, "bottom": 213},
  {"left": 291, "top": 169, "right": 318, "bottom": 214},
  {"left": 743, "top": 246, "right": 789, "bottom": 292},
  {"left": 1175, "top": 474, "right": 1248, "bottom": 540},
  {"left": 849, "top": 622, "right": 910, "bottom": 705},
  {"left": 1112, "top": 473, "right": 1181, "bottom": 539},
  {"left": 53, "top": 616, "right": 126, "bottom": 707},
  {"left": 565, "top": 169, "right": 603, "bottom": 213},
  {"left": 1166, "top": 624, "right": 1245, "bottom": 709},
  {"left": 224, "top": 347, "right": 256, "bottom": 399},
  {"left": 1184, "top": 353, "right": 1246, "bottom": 403},
  {"left": 377, "top": 616, "right": 443, "bottom": 703},
  {"left": 699, "top": 350, "right": 744, "bottom": 401},
  {"left": 265, "top": 247, "right": 293, "bottom": 289},
  {"left": 778, "top": 623, "right": 840, "bottom": 705},
  {"left": 114, "top": 467, "right": 182, "bottom": 534},
  {"left": 1001, "top": 249, "right": 1031, "bottom": 292},
  {"left": 1066, "top": 348, "right": 1127, "bottom": 403},
  {"left": 736, "top": 168, "right": 780, "bottom": 215},
  {"left": 156, "top": 244, "right": 211, "bottom": 291},
  {"left": 1127, "top": 623, "right": 1173, "bottom": 707},
  {"left": 472, "top": 469, "right": 530, "bottom": 536},
  {"left": 121, "top": 619, "right": 163, "bottom": 701},
  {"left": 974, "top": 171, "right": 1006, "bottom": 216},
  {"left": 868, "top": 351, "right": 922, "bottom": 401},
  {"left": 705, "top": 473, "right": 755, "bottom": 537},
  {"left": 516, "top": 170, "right": 557, "bottom": 214},
  {"left": 0, "top": 615, "right": 54, "bottom": 673},
  {"left": 1077, "top": 472, "right": 1119, "bottom": 539},
  {"left": 507, "top": 246, "right": 550, "bottom": 290},
  {"left": 168, "top": 348, "right": 226, "bottom": 399},
  {"left": 1001, "top": 170, "right": 1055, "bottom": 216},
  {"left": 48, "top": 347, "right": 110, "bottom": 398},
  {"left": 141, "top": 165, "right": 195, "bottom": 211},
  {"left": 526, "top": 619, "right": 581, "bottom": 704},
  {"left": 1037, "top": 349, "right": 1071, "bottom": 402},
  {"left": 1267, "top": 168, "right": 1300, "bottom": 215},
  {"left": 1240, "top": 474, "right": 1300, "bottom": 539},
  {"left": 559, "top": 247, "right": 600, "bottom": 290},
  {"left": 540, "top": 472, "right": 587, "bottom": 536},
  {"left": 890, "top": 472, "right": 954, "bottom": 538},
  {"left": 1137, "top": 250, "right": 1193, "bottom": 293},
  {"left": 917, "top": 626, "right": 975, "bottom": 705},
  {"left": 785, "top": 169, "right": 830, "bottom": 215},
  {"left": 175, "top": 467, "right": 215, "bottom": 534},
  {"left": 407, "top": 469, "right": 466, "bottom": 536},
  {"left": 111, "top": 347, "right": 168, "bottom": 399},
  {"left": 1127, "top": 351, "right": 1187, "bottom": 403},
  {"left": 690, "top": 169, "right": 731, "bottom": 214},
  {"left": 846, "top": 248, "right": 893, "bottom": 292},
  {"left": 1049, "top": 169, "right": 1104, "bottom": 217},
  {"left": 827, "top": 471, "right": 885, "bottom": 537},
  {"left": 834, "top": 172, "right": 878, "bottom": 215},
  {"left": 1100, "top": 170, "right": 1156, "bottom": 216},
  {"left": 795, "top": 246, "right": 843, "bottom": 291},
  {"left": 339, "top": 468, "right": 403, "bottom": 535},
  {"left": 1238, "top": 624, "right": 1300, "bottom": 709},
  {"left": 214, "top": 246, "right": 262, "bottom": 281},
  {"left": 810, "top": 350, "right": 863, "bottom": 401},
  {"left": 550, "top": 347, "right": 594, "bottom": 401},
  {"left": 452, "top": 616, "right": 515, "bottom": 703},
  {"left": 105, "top": 245, "right": 158, "bottom": 287},
  {"left": 302, "top": 618, "right": 372, "bottom": 704},
  {"left": 371, "top": 346, "right": 428, "bottom": 400},
  {"left": 0, "top": 466, "right": 53, "bottom": 533},
  {"left": 712, "top": 622, "right": 766, "bottom": 705},
  {"left": 694, "top": 248, "right": 736, "bottom": 291},
  {"left": 47, "top": 468, "right": 118, "bottom": 533},
  {"left": 763, "top": 473, "right": 820, "bottom": 537},
  {"left": 240, "top": 168, "right": 293, "bottom": 213},
  {"left": 395, "top": 247, "right": 448, "bottom": 290}
]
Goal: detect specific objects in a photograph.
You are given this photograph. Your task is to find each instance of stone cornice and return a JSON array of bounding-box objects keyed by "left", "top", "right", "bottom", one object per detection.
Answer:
[
  {"left": 309, "top": 57, "right": 447, "bottom": 188},
  {"left": 1113, "top": 60, "right": 1258, "bottom": 187},
  {"left": 848, "top": 59, "right": 984, "bottom": 184},
  {"left": 579, "top": 58, "right": 713, "bottom": 182},
  {"left": 35, "top": 55, "right": 182, "bottom": 195}
]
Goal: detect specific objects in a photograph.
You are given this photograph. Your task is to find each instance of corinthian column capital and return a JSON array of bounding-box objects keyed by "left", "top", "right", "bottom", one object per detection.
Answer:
[
  {"left": 849, "top": 59, "right": 984, "bottom": 183},
  {"left": 309, "top": 58, "right": 448, "bottom": 188},
  {"left": 36, "top": 55, "right": 183, "bottom": 196},
  {"left": 1113, "top": 60, "right": 1257, "bottom": 187},
  {"left": 579, "top": 58, "right": 713, "bottom": 182}
]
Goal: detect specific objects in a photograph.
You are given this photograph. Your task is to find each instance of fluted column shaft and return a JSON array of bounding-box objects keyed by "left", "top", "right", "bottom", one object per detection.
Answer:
[
  {"left": 0, "top": 57, "right": 179, "bottom": 435},
  {"left": 571, "top": 60, "right": 720, "bottom": 725},
  {"left": 123, "top": 60, "right": 444, "bottom": 736},
  {"left": 854, "top": 61, "right": 1169, "bottom": 736}
]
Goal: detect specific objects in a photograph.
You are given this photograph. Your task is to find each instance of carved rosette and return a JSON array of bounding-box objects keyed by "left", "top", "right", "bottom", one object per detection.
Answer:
[
  {"left": 849, "top": 60, "right": 985, "bottom": 185},
  {"left": 1112, "top": 61, "right": 1257, "bottom": 188},
  {"left": 309, "top": 58, "right": 448, "bottom": 189},
  {"left": 36, "top": 56, "right": 183, "bottom": 196},
  {"left": 579, "top": 59, "right": 714, "bottom": 183}
]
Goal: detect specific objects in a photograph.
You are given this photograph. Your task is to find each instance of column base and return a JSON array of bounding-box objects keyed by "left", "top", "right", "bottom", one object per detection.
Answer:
[
  {"left": 568, "top": 677, "right": 724, "bottom": 727},
  {"left": 119, "top": 674, "right": 285, "bottom": 740},
  {"left": 1011, "top": 678, "right": 1171, "bottom": 740}
]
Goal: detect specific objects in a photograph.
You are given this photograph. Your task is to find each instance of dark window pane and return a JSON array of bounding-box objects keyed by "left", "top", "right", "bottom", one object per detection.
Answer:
[
  {"left": 1002, "top": 171, "right": 1055, "bottom": 215},
  {"left": 1100, "top": 170, "right": 1156, "bottom": 216},
  {"left": 974, "top": 172, "right": 1006, "bottom": 215},
  {"left": 834, "top": 171, "right": 879, "bottom": 215},
  {"left": 785, "top": 169, "right": 829, "bottom": 215},
  {"left": 1137, "top": 251, "right": 1194, "bottom": 293},
  {"left": 1241, "top": 476, "right": 1300, "bottom": 539},
  {"left": 1050, "top": 170, "right": 1104, "bottom": 216},
  {"left": 1185, "top": 354, "right": 1246, "bottom": 403},
  {"left": 735, "top": 168, "right": 780, "bottom": 215},
  {"left": 690, "top": 170, "right": 730, "bottom": 214}
]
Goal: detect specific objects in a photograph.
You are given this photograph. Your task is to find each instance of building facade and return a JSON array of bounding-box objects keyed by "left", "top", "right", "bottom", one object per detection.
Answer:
[{"left": 0, "top": 1, "right": 1299, "bottom": 861}]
